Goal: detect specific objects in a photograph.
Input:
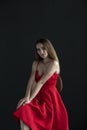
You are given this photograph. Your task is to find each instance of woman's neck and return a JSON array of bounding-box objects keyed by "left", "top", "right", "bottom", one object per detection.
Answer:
[{"left": 42, "top": 58, "right": 52, "bottom": 64}]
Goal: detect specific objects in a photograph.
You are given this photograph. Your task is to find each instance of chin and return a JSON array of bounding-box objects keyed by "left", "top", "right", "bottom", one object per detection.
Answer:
[
  {"left": 40, "top": 56, "right": 45, "bottom": 59},
  {"left": 43, "top": 56, "right": 47, "bottom": 59},
  {"left": 40, "top": 55, "right": 48, "bottom": 59}
]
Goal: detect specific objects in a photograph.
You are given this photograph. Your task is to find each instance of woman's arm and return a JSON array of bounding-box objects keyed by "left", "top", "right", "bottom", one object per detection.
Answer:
[
  {"left": 24, "top": 60, "right": 37, "bottom": 98},
  {"left": 29, "top": 61, "right": 59, "bottom": 102},
  {"left": 17, "top": 60, "right": 37, "bottom": 108}
]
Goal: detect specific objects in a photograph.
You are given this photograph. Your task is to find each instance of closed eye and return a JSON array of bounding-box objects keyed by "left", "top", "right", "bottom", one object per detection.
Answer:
[{"left": 37, "top": 48, "right": 40, "bottom": 51}]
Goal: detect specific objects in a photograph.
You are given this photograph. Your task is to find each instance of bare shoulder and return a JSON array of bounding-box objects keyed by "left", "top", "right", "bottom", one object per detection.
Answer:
[
  {"left": 32, "top": 60, "right": 38, "bottom": 71},
  {"left": 50, "top": 60, "right": 59, "bottom": 67},
  {"left": 50, "top": 60, "right": 60, "bottom": 73},
  {"left": 32, "top": 60, "right": 37, "bottom": 66},
  {"left": 53, "top": 60, "right": 58, "bottom": 65}
]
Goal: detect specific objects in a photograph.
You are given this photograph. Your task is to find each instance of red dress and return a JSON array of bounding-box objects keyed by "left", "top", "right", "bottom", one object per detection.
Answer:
[{"left": 13, "top": 70, "right": 69, "bottom": 130}]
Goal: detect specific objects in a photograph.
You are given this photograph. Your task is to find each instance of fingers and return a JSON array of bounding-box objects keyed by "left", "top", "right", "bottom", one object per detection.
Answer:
[
  {"left": 17, "top": 99, "right": 25, "bottom": 109},
  {"left": 22, "top": 100, "right": 30, "bottom": 105},
  {"left": 16, "top": 98, "right": 30, "bottom": 109},
  {"left": 16, "top": 100, "right": 28, "bottom": 109},
  {"left": 17, "top": 101, "right": 23, "bottom": 109},
  {"left": 16, "top": 101, "right": 27, "bottom": 109},
  {"left": 17, "top": 99, "right": 24, "bottom": 105},
  {"left": 17, "top": 99, "right": 22, "bottom": 107}
]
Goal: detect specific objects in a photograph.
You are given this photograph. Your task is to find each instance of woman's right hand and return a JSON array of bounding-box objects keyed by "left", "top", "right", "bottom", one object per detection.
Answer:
[{"left": 16, "top": 97, "right": 30, "bottom": 109}]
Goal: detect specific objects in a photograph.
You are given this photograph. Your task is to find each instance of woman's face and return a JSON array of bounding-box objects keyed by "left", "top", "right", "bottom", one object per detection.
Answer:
[{"left": 36, "top": 43, "right": 48, "bottom": 59}]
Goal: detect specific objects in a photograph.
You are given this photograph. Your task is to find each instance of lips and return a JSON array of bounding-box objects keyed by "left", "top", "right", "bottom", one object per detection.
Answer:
[
  {"left": 41, "top": 54, "right": 45, "bottom": 57},
  {"left": 41, "top": 54, "right": 44, "bottom": 56}
]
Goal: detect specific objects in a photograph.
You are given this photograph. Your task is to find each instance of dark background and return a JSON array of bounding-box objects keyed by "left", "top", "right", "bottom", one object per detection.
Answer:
[{"left": 0, "top": 0, "right": 86, "bottom": 130}]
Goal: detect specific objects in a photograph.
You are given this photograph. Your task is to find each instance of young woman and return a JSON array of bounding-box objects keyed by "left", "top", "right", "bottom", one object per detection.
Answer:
[{"left": 13, "top": 38, "right": 69, "bottom": 130}]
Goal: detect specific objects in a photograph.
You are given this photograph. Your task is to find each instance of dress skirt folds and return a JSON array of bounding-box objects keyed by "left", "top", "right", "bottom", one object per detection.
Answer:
[{"left": 13, "top": 70, "right": 69, "bottom": 130}]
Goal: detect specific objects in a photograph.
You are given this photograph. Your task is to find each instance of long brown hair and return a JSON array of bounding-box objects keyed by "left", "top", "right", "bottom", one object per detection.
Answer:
[
  {"left": 35, "top": 38, "right": 63, "bottom": 92},
  {"left": 56, "top": 75, "right": 63, "bottom": 92}
]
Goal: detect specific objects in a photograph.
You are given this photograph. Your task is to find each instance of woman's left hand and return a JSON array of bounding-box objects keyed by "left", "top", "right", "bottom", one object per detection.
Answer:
[{"left": 16, "top": 97, "right": 30, "bottom": 109}]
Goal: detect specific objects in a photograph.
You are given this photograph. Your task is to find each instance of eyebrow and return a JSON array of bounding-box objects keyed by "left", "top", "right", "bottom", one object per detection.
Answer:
[
  {"left": 36, "top": 48, "right": 40, "bottom": 50},
  {"left": 36, "top": 46, "right": 42, "bottom": 49},
  {"left": 36, "top": 47, "right": 41, "bottom": 51}
]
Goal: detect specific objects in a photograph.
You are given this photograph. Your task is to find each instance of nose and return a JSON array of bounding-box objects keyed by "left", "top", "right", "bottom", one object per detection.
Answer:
[{"left": 40, "top": 49, "right": 44, "bottom": 54}]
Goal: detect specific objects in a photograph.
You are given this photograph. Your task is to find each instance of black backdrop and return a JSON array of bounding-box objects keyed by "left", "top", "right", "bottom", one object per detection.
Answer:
[{"left": 0, "top": 0, "right": 86, "bottom": 130}]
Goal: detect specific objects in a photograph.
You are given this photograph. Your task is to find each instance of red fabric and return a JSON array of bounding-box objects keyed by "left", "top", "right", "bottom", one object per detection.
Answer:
[{"left": 13, "top": 70, "right": 69, "bottom": 130}]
